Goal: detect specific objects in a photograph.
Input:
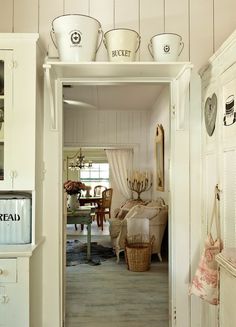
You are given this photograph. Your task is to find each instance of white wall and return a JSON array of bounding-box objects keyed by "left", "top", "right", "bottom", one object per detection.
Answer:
[
  {"left": 1, "top": 1, "right": 236, "bottom": 327},
  {"left": 64, "top": 108, "right": 149, "bottom": 160},
  {"left": 200, "top": 31, "right": 236, "bottom": 327},
  {"left": 149, "top": 86, "right": 170, "bottom": 204},
  {"left": 1, "top": 0, "right": 236, "bottom": 68}
]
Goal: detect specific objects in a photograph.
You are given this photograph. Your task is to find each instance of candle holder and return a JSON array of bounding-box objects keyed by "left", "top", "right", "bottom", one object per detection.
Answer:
[{"left": 127, "top": 170, "right": 152, "bottom": 200}]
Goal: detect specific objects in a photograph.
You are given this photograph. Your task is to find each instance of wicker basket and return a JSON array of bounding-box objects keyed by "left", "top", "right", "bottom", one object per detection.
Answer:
[{"left": 125, "top": 235, "right": 155, "bottom": 272}]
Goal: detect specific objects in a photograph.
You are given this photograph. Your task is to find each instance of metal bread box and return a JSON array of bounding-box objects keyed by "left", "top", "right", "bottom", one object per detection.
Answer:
[{"left": 0, "top": 192, "right": 32, "bottom": 244}]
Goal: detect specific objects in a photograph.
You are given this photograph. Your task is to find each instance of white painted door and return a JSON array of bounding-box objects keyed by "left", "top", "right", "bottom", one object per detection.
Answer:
[
  {"left": 220, "top": 71, "right": 236, "bottom": 248},
  {"left": 0, "top": 50, "right": 13, "bottom": 190},
  {"left": 201, "top": 82, "right": 219, "bottom": 327},
  {"left": 0, "top": 35, "right": 38, "bottom": 191},
  {"left": 0, "top": 257, "right": 29, "bottom": 327}
]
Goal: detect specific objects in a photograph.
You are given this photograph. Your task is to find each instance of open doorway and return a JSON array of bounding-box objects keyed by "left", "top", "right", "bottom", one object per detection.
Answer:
[{"left": 63, "top": 83, "right": 170, "bottom": 326}]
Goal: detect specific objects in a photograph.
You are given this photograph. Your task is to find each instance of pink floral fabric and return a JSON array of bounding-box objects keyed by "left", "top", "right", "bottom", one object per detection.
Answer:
[{"left": 189, "top": 233, "right": 222, "bottom": 305}]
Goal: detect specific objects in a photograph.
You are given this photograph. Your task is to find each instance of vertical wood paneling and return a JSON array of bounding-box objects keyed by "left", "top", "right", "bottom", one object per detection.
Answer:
[
  {"left": 165, "top": 0, "right": 189, "bottom": 61},
  {"left": 39, "top": 0, "right": 63, "bottom": 55},
  {"left": 140, "top": 0, "right": 164, "bottom": 61},
  {"left": 223, "top": 150, "right": 236, "bottom": 247},
  {"left": 138, "top": 111, "right": 149, "bottom": 167},
  {"left": 115, "top": 0, "right": 139, "bottom": 59},
  {"left": 129, "top": 111, "right": 142, "bottom": 144},
  {"left": 90, "top": 0, "right": 114, "bottom": 61},
  {"left": 14, "top": 0, "right": 39, "bottom": 32},
  {"left": 115, "top": 0, "right": 139, "bottom": 30},
  {"left": 116, "top": 111, "right": 130, "bottom": 143},
  {"left": 74, "top": 110, "right": 84, "bottom": 143},
  {"left": 64, "top": 0, "right": 89, "bottom": 15},
  {"left": 0, "top": 0, "right": 13, "bottom": 32},
  {"left": 2, "top": 1, "right": 236, "bottom": 65},
  {"left": 64, "top": 110, "right": 81, "bottom": 144},
  {"left": 64, "top": 109, "right": 150, "bottom": 152},
  {"left": 2, "top": 0, "right": 236, "bottom": 65},
  {"left": 98, "top": 111, "right": 116, "bottom": 143},
  {"left": 83, "top": 110, "right": 98, "bottom": 143},
  {"left": 214, "top": 0, "right": 236, "bottom": 51},
  {"left": 190, "top": 0, "right": 213, "bottom": 70}
]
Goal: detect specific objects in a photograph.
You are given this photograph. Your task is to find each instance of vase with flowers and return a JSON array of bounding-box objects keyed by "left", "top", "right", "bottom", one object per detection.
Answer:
[{"left": 64, "top": 180, "right": 86, "bottom": 211}]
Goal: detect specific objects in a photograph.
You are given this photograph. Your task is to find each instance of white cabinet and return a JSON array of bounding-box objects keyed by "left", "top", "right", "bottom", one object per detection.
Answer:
[
  {"left": 0, "top": 34, "right": 43, "bottom": 327},
  {"left": 0, "top": 50, "right": 13, "bottom": 189},
  {"left": 0, "top": 256, "right": 30, "bottom": 327},
  {"left": 200, "top": 29, "right": 236, "bottom": 326},
  {"left": 0, "top": 34, "right": 39, "bottom": 191},
  {"left": 216, "top": 254, "right": 236, "bottom": 327}
]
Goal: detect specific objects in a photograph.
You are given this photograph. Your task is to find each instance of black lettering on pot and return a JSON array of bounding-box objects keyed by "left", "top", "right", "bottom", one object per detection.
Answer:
[{"left": 111, "top": 50, "right": 131, "bottom": 57}]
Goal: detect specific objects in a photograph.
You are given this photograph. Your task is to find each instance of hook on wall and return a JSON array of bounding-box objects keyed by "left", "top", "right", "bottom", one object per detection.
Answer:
[{"left": 215, "top": 184, "right": 222, "bottom": 200}]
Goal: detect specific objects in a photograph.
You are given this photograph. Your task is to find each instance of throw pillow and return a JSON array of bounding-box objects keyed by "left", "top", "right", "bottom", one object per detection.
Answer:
[
  {"left": 121, "top": 199, "right": 145, "bottom": 211},
  {"left": 146, "top": 197, "right": 166, "bottom": 208},
  {"left": 125, "top": 205, "right": 160, "bottom": 221}
]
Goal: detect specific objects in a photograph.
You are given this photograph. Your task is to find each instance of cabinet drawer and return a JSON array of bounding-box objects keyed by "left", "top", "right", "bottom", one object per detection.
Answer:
[{"left": 0, "top": 259, "right": 16, "bottom": 283}]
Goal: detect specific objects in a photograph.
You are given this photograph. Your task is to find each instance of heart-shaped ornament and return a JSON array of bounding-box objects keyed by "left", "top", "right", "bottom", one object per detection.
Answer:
[{"left": 204, "top": 93, "right": 217, "bottom": 136}]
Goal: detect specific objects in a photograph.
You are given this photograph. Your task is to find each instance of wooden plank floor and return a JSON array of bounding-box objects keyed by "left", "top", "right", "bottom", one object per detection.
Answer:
[{"left": 66, "top": 221, "right": 169, "bottom": 327}]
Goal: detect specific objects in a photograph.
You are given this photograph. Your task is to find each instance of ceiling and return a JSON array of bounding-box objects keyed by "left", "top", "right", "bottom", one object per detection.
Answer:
[{"left": 63, "top": 84, "right": 164, "bottom": 111}]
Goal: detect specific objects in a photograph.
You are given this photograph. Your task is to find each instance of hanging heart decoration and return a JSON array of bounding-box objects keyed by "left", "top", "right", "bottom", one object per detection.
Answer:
[{"left": 204, "top": 93, "right": 217, "bottom": 136}]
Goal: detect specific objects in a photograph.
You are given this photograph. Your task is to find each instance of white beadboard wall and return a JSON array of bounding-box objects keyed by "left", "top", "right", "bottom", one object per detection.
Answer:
[
  {"left": 0, "top": 0, "right": 236, "bottom": 68},
  {"left": 64, "top": 107, "right": 149, "bottom": 168}
]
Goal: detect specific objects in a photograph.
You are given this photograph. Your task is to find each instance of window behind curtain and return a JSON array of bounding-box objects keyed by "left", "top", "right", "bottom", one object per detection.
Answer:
[{"left": 80, "top": 163, "right": 110, "bottom": 195}]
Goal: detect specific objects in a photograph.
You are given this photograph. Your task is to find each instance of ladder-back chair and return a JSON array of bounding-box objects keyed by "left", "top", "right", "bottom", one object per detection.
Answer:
[{"left": 96, "top": 188, "right": 113, "bottom": 231}]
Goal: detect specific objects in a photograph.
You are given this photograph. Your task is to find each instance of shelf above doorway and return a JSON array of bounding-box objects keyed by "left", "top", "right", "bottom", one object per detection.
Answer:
[
  {"left": 44, "top": 59, "right": 192, "bottom": 82},
  {"left": 43, "top": 59, "right": 193, "bottom": 130}
]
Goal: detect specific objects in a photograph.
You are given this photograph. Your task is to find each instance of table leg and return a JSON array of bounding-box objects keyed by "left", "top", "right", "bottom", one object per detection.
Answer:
[{"left": 87, "top": 223, "right": 91, "bottom": 261}]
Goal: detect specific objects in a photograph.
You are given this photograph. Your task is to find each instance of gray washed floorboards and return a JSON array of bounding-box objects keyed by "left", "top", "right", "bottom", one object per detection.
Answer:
[{"left": 65, "top": 235, "right": 169, "bottom": 327}]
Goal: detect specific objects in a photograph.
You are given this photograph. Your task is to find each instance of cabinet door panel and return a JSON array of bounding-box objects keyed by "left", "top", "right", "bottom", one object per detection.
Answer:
[
  {"left": 0, "top": 257, "right": 29, "bottom": 327},
  {"left": 11, "top": 45, "right": 37, "bottom": 190},
  {"left": 0, "top": 50, "right": 13, "bottom": 190},
  {"left": 0, "top": 40, "right": 38, "bottom": 191}
]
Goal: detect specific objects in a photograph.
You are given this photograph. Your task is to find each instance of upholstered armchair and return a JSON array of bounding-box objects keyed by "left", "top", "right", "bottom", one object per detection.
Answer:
[{"left": 108, "top": 198, "right": 168, "bottom": 263}]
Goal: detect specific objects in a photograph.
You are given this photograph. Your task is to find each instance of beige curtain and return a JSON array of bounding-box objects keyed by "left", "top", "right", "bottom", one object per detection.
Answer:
[{"left": 105, "top": 149, "right": 133, "bottom": 199}]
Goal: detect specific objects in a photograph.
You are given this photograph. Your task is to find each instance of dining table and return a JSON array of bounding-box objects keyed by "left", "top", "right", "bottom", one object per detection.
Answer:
[
  {"left": 78, "top": 196, "right": 102, "bottom": 231},
  {"left": 79, "top": 196, "right": 102, "bottom": 207},
  {"left": 67, "top": 205, "right": 96, "bottom": 261}
]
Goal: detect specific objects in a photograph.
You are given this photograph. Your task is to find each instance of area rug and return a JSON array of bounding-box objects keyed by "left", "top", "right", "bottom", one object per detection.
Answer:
[{"left": 66, "top": 239, "right": 115, "bottom": 266}]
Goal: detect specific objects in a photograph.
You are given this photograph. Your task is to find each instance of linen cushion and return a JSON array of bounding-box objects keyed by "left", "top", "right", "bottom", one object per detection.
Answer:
[
  {"left": 125, "top": 205, "right": 161, "bottom": 220},
  {"left": 146, "top": 197, "right": 166, "bottom": 208},
  {"left": 114, "top": 199, "right": 145, "bottom": 219}
]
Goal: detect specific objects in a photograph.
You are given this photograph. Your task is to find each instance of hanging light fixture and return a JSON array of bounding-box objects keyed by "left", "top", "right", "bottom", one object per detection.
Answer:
[{"left": 68, "top": 148, "right": 92, "bottom": 170}]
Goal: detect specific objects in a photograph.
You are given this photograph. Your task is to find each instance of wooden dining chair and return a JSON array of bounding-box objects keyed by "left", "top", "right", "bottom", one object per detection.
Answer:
[
  {"left": 94, "top": 185, "right": 107, "bottom": 197},
  {"left": 93, "top": 185, "right": 107, "bottom": 217},
  {"left": 96, "top": 188, "right": 113, "bottom": 231}
]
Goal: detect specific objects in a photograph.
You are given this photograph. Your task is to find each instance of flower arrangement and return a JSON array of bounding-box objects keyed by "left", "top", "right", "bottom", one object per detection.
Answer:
[{"left": 63, "top": 180, "right": 86, "bottom": 195}]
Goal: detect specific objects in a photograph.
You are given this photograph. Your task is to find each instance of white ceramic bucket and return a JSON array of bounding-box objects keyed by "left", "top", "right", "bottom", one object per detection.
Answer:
[
  {"left": 148, "top": 33, "right": 184, "bottom": 62},
  {"left": 51, "top": 14, "right": 103, "bottom": 61},
  {"left": 103, "top": 28, "right": 141, "bottom": 62}
]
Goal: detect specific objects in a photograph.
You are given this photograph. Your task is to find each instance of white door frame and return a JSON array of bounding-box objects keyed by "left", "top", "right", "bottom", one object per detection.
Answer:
[{"left": 43, "top": 64, "right": 192, "bottom": 327}]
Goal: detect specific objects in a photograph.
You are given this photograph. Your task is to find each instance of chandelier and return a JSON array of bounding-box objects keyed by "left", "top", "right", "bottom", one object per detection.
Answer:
[{"left": 68, "top": 148, "right": 92, "bottom": 170}]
